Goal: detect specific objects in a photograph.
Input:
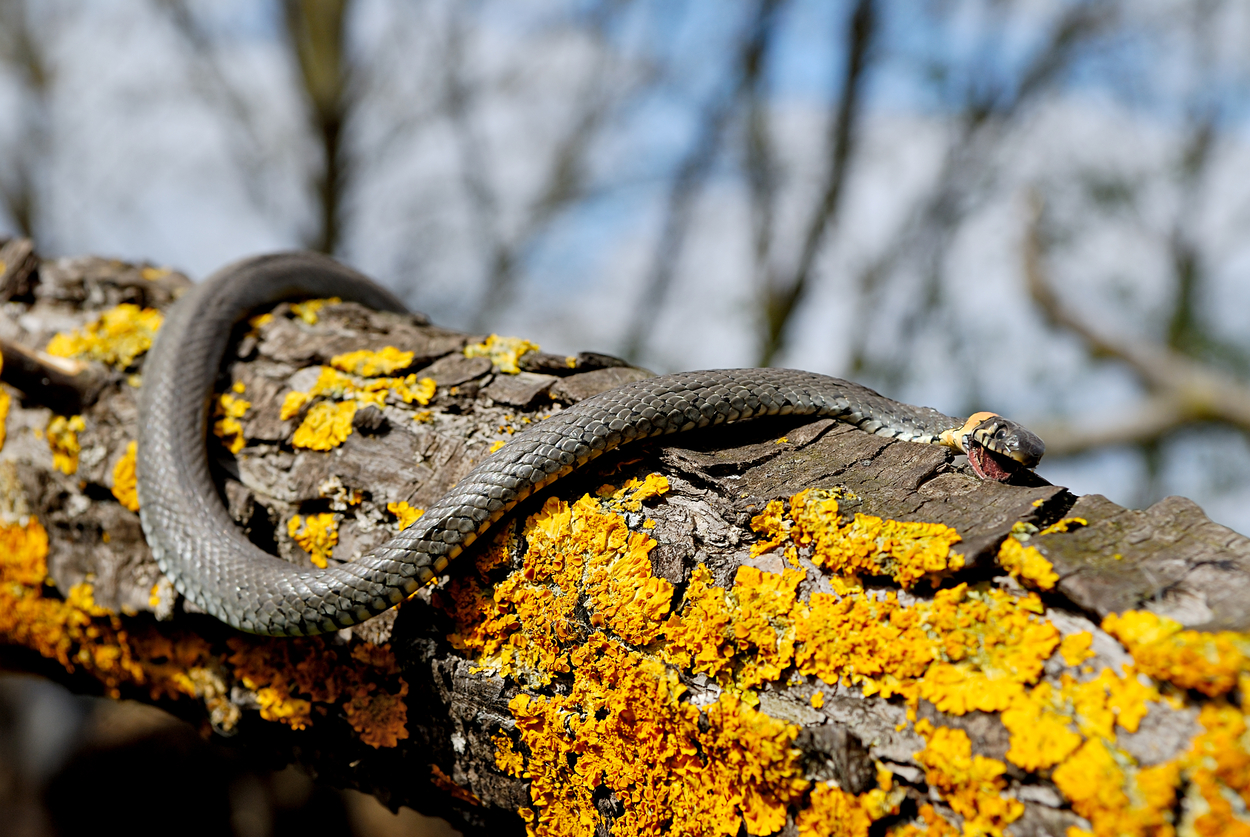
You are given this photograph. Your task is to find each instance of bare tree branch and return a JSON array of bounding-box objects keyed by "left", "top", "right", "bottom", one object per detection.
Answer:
[
  {"left": 846, "top": 2, "right": 1113, "bottom": 386},
  {"left": 471, "top": 0, "right": 635, "bottom": 331},
  {"left": 756, "top": 0, "right": 873, "bottom": 367},
  {"left": 284, "top": 0, "right": 352, "bottom": 254},
  {"left": 1024, "top": 193, "right": 1250, "bottom": 456},
  {"left": 620, "top": 0, "right": 786, "bottom": 364},
  {"left": 155, "top": 0, "right": 284, "bottom": 224},
  {"left": 0, "top": 0, "right": 51, "bottom": 241}
]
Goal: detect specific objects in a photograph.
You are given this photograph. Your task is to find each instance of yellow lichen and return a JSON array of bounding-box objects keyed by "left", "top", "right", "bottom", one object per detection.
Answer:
[
  {"left": 212, "top": 391, "right": 250, "bottom": 454},
  {"left": 996, "top": 536, "right": 1059, "bottom": 590},
  {"left": 1060, "top": 631, "right": 1095, "bottom": 666},
  {"left": 888, "top": 805, "right": 962, "bottom": 837},
  {"left": 796, "top": 767, "right": 903, "bottom": 837},
  {"left": 913, "top": 720, "right": 1023, "bottom": 836},
  {"left": 0, "top": 386, "right": 9, "bottom": 452},
  {"left": 281, "top": 364, "right": 435, "bottom": 451},
  {"left": 292, "top": 400, "right": 357, "bottom": 450},
  {"left": 289, "top": 297, "right": 340, "bottom": 324},
  {"left": 1000, "top": 682, "right": 1083, "bottom": 771},
  {"left": 330, "top": 346, "right": 415, "bottom": 377},
  {"left": 489, "top": 439, "right": 506, "bottom": 453},
  {"left": 46, "top": 415, "right": 86, "bottom": 475},
  {"left": 386, "top": 501, "right": 423, "bottom": 530},
  {"left": 794, "top": 783, "right": 872, "bottom": 837},
  {"left": 464, "top": 334, "right": 540, "bottom": 374},
  {"left": 1051, "top": 736, "right": 1179, "bottom": 837},
  {"left": 111, "top": 440, "right": 140, "bottom": 511},
  {"left": 752, "top": 489, "right": 963, "bottom": 588},
  {"left": 0, "top": 508, "right": 405, "bottom": 746},
  {"left": 1103, "top": 610, "right": 1250, "bottom": 697},
  {"left": 227, "top": 637, "right": 408, "bottom": 746},
  {"left": 0, "top": 517, "right": 49, "bottom": 586},
  {"left": 45, "top": 303, "right": 163, "bottom": 369},
  {"left": 1181, "top": 703, "right": 1250, "bottom": 837},
  {"left": 280, "top": 390, "right": 311, "bottom": 420},
  {"left": 287, "top": 513, "right": 339, "bottom": 568},
  {"left": 500, "top": 636, "right": 808, "bottom": 837}
]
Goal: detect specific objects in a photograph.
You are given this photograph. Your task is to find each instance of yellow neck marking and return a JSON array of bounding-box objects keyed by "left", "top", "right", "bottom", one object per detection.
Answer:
[{"left": 939, "top": 411, "right": 999, "bottom": 453}]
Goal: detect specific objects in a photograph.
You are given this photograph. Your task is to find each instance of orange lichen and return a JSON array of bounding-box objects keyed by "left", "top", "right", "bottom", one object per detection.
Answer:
[
  {"left": 45, "top": 303, "right": 163, "bottom": 369},
  {"left": 386, "top": 501, "right": 423, "bottom": 530},
  {"left": 226, "top": 636, "right": 408, "bottom": 746},
  {"left": 752, "top": 489, "right": 963, "bottom": 588},
  {"left": 330, "top": 346, "right": 415, "bottom": 376},
  {"left": 1103, "top": 610, "right": 1250, "bottom": 697},
  {"left": 0, "top": 508, "right": 406, "bottom": 747},
  {"left": 0, "top": 523, "right": 217, "bottom": 703},
  {"left": 447, "top": 476, "right": 1093, "bottom": 833},
  {"left": 464, "top": 334, "right": 540, "bottom": 374},
  {"left": 46, "top": 415, "right": 86, "bottom": 475},
  {"left": 343, "top": 680, "right": 410, "bottom": 747},
  {"left": 913, "top": 720, "right": 1023, "bottom": 836},
  {"left": 0, "top": 386, "right": 9, "bottom": 451},
  {"left": 212, "top": 391, "right": 251, "bottom": 454},
  {"left": 292, "top": 400, "right": 357, "bottom": 450},
  {"left": 111, "top": 440, "right": 140, "bottom": 511},
  {"left": 1060, "top": 631, "right": 1095, "bottom": 666},
  {"left": 663, "top": 564, "right": 803, "bottom": 690},
  {"left": 888, "top": 805, "right": 962, "bottom": 837},
  {"left": 1181, "top": 703, "right": 1250, "bottom": 837},
  {"left": 289, "top": 297, "right": 340, "bottom": 324},
  {"left": 1051, "top": 736, "right": 1179, "bottom": 837},
  {"left": 499, "top": 635, "right": 808, "bottom": 837},
  {"left": 660, "top": 564, "right": 736, "bottom": 679},
  {"left": 287, "top": 513, "right": 339, "bottom": 568},
  {"left": 0, "top": 517, "right": 49, "bottom": 586},
  {"left": 996, "top": 536, "right": 1058, "bottom": 590},
  {"left": 282, "top": 364, "right": 435, "bottom": 450},
  {"left": 795, "top": 774, "right": 902, "bottom": 837}
]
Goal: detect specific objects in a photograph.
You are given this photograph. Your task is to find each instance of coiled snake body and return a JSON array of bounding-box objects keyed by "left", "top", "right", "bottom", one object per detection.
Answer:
[{"left": 136, "top": 253, "right": 1044, "bottom": 636}]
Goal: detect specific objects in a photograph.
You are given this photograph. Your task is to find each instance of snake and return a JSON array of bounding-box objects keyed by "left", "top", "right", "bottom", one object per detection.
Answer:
[{"left": 136, "top": 252, "right": 1044, "bottom": 637}]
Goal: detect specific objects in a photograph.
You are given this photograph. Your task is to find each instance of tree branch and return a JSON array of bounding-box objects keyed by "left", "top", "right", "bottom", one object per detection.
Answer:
[
  {"left": 5, "top": 250, "right": 1250, "bottom": 836},
  {"left": 1024, "top": 193, "right": 1250, "bottom": 456},
  {"left": 620, "top": 0, "right": 786, "bottom": 363},
  {"left": 756, "top": 0, "right": 873, "bottom": 367}
]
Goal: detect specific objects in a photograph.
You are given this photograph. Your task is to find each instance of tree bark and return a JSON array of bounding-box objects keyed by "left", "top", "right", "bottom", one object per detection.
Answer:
[{"left": 2, "top": 243, "right": 1248, "bottom": 836}]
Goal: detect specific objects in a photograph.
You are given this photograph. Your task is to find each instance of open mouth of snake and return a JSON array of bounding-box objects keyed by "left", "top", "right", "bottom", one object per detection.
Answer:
[{"left": 966, "top": 441, "right": 1025, "bottom": 483}]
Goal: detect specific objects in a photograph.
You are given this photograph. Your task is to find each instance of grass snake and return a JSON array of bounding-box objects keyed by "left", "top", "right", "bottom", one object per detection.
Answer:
[{"left": 136, "top": 252, "right": 1044, "bottom": 636}]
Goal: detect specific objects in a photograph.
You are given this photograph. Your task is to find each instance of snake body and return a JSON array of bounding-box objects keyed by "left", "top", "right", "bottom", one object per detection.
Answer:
[{"left": 136, "top": 252, "right": 1043, "bottom": 636}]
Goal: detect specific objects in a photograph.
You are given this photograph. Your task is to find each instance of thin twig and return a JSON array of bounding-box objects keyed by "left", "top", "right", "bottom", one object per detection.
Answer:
[
  {"left": 756, "top": 0, "right": 873, "bottom": 367},
  {"left": 620, "top": 0, "right": 786, "bottom": 363},
  {"left": 1024, "top": 193, "right": 1250, "bottom": 456}
]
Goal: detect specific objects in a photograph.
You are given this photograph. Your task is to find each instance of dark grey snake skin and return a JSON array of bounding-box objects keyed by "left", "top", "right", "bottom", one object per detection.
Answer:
[{"left": 137, "top": 252, "right": 1041, "bottom": 636}]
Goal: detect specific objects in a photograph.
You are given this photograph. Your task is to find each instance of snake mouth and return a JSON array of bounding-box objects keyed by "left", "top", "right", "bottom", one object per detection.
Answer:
[{"left": 965, "top": 440, "right": 1027, "bottom": 483}]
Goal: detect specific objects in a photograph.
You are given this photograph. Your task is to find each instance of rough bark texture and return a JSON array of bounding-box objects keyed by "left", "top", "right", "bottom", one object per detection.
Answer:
[{"left": 2, "top": 244, "right": 1249, "bottom": 837}]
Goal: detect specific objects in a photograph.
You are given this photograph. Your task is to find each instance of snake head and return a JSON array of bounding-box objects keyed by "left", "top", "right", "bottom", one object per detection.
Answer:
[{"left": 944, "top": 412, "right": 1045, "bottom": 482}]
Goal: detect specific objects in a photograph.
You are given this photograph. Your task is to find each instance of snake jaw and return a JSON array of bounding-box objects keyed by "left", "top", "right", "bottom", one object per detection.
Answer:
[{"left": 941, "top": 412, "right": 1045, "bottom": 482}]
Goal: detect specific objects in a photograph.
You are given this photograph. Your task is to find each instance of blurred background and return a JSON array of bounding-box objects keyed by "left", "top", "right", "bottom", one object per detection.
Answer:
[{"left": 1, "top": 0, "right": 1248, "bottom": 834}]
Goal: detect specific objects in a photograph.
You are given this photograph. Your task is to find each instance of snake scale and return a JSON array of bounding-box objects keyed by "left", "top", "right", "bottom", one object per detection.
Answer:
[{"left": 136, "top": 252, "right": 1044, "bottom": 636}]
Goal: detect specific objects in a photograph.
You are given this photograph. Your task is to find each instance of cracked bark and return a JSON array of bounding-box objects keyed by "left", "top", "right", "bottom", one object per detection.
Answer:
[{"left": 1, "top": 246, "right": 1247, "bottom": 836}]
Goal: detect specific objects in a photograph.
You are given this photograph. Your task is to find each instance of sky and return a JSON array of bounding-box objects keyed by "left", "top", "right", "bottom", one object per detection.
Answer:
[{"left": 2, "top": 0, "right": 1250, "bottom": 532}]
